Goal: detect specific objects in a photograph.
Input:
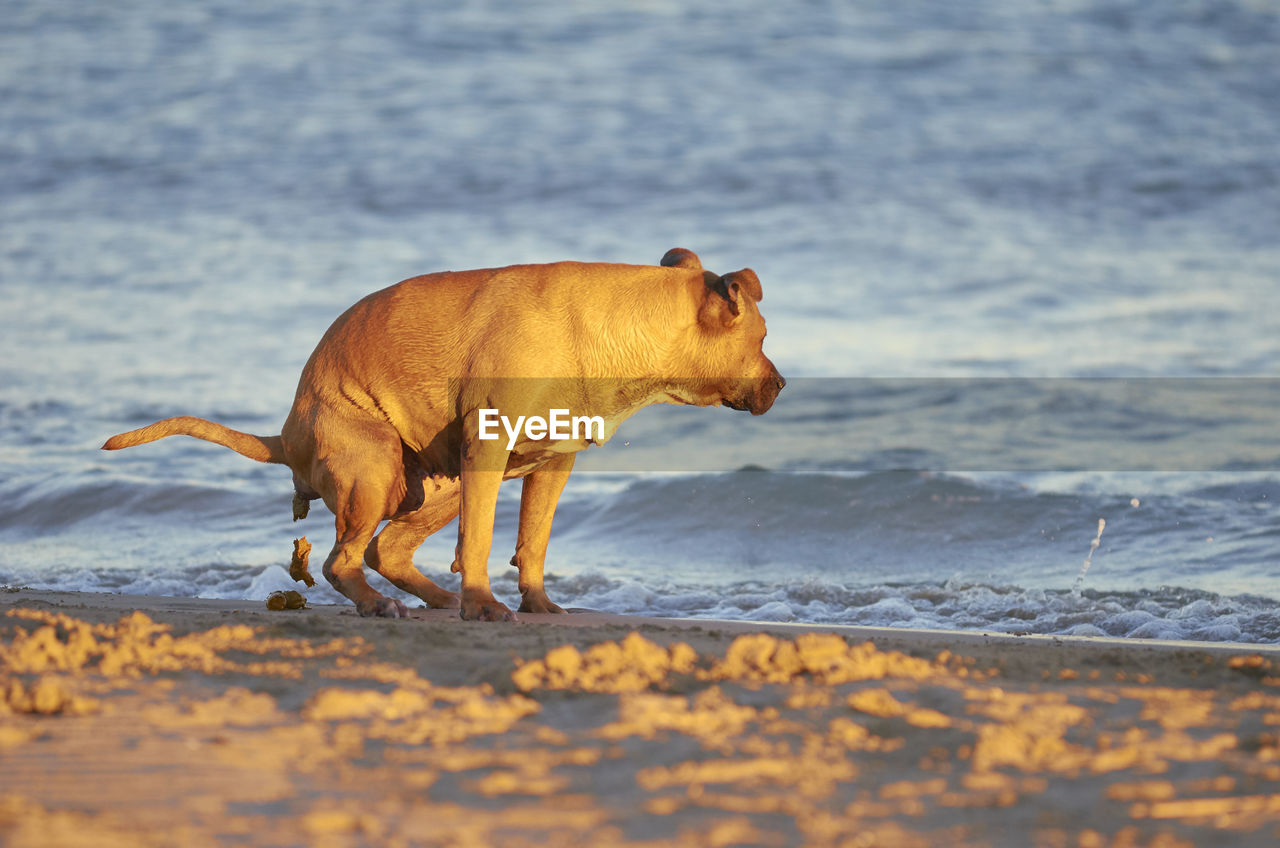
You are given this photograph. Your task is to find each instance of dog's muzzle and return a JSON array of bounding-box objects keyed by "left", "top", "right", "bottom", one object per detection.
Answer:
[{"left": 726, "top": 366, "right": 785, "bottom": 415}]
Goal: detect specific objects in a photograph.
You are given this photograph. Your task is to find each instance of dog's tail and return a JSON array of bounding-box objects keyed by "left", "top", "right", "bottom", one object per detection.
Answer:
[{"left": 102, "top": 416, "right": 287, "bottom": 464}]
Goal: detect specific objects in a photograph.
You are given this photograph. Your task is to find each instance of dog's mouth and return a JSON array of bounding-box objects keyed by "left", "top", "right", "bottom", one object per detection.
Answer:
[
  {"left": 725, "top": 370, "right": 785, "bottom": 415},
  {"left": 661, "top": 390, "right": 695, "bottom": 406}
]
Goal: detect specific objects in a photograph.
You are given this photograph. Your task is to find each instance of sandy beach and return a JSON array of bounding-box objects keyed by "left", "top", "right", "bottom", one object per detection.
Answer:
[{"left": 0, "top": 589, "right": 1277, "bottom": 846}]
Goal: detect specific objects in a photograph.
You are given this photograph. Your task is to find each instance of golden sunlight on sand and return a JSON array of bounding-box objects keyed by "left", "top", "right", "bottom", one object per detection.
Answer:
[{"left": 2, "top": 591, "right": 1279, "bottom": 846}]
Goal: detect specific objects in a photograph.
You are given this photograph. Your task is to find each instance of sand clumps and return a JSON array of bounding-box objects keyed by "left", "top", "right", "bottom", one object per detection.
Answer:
[
  {"left": 1, "top": 608, "right": 367, "bottom": 679},
  {"left": 636, "top": 746, "right": 858, "bottom": 801},
  {"left": 1, "top": 609, "right": 210, "bottom": 676},
  {"left": 142, "top": 687, "right": 281, "bottom": 728},
  {"left": 304, "top": 679, "right": 540, "bottom": 747},
  {"left": 705, "top": 632, "right": 954, "bottom": 685},
  {"left": 6, "top": 596, "right": 1280, "bottom": 846},
  {"left": 600, "top": 687, "right": 760, "bottom": 748},
  {"left": 513, "top": 631, "right": 963, "bottom": 694},
  {"left": 847, "top": 688, "right": 953, "bottom": 728},
  {"left": 304, "top": 683, "right": 541, "bottom": 747},
  {"left": 507, "top": 629, "right": 1280, "bottom": 834},
  {"left": 512, "top": 632, "right": 698, "bottom": 693},
  {"left": 961, "top": 687, "right": 1244, "bottom": 778},
  {"left": 0, "top": 795, "right": 179, "bottom": 848},
  {"left": 966, "top": 692, "right": 1093, "bottom": 773},
  {"left": 2, "top": 676, "right": 97, "bottom": 717}
]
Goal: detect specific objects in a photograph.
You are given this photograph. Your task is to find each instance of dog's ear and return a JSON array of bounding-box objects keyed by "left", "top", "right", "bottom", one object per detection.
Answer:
[
  {"left": 699, "top": 269, "right": 763, "bottom": 328},
  {"left": 660, "top": 247, "right": 702, "bottom": 270},
  {"left": 722, "top": 268, "right": 762, "bottom": 304},
  {"left": 699, "top": 271, "right": 743, "bottom": 328}
]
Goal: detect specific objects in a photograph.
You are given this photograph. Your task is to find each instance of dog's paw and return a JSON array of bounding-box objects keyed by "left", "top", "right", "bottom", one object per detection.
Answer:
[
  {"left": 356, "top": 597, "right": 409, "bottom": 618},
  {"left": 518, "top": 590, "right": 566, "bottom": 615},
  {"left": 423, "top": 588, "right": 461, "bottom": 610},
  {"left": 460, "top": 597, "right": 516, "bottom": 622}
]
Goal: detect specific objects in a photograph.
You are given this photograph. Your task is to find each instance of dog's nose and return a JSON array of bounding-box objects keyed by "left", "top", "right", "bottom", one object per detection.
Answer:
[{"left": 775, "top": 372, "right": 786, "bottom": 390}]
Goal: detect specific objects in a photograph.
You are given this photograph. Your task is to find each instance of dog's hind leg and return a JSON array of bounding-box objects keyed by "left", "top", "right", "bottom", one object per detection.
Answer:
[
  {"left": 309, "top": 418, "right": 411, "bottom": 618},
  {"left": 364, "top": 476, "right": 462, "bottom": 609},
  {"left": 511, "top": 452, "right": 575, "bottom": 614}
]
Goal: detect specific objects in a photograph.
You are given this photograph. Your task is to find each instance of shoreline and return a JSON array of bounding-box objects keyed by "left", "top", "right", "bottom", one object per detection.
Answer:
[
  {"left": 4, "top": 588, "right": 1280, "bottom": 845},
  {"left": 8, "top": 587, "right": 1277, "bottom": 665}
]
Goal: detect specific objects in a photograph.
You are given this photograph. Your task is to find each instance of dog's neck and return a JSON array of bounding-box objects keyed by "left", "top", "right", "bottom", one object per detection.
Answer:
[{"left": 571, "top": 270, "right": 728, "bottom": 414}]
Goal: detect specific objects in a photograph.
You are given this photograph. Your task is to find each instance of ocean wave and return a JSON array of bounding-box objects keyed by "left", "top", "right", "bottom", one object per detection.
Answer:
[
  {"left": 544, "top": 572, "right": 1280, "bottom": 644},
  {"left": 552, "top": 469, "right": 1278, "bottom": 592},
  {"left": 4, "top": 553, "right": 1274, "bottom": 644},
  {"left": 0, "top": 477, "right": 282, "bottom": 536},
  {"left": 3, "top": 467, "right": 1276, "bottom": 604}
]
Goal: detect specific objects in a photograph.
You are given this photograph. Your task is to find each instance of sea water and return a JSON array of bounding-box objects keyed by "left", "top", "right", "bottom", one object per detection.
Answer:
[{"left": 2, "top": 0, "right": 1278, "bottom": 641}]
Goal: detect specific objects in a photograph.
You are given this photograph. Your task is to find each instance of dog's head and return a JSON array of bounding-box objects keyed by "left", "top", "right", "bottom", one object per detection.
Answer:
[{"left": 662, "top": 248, "right": 786, "bottom": 416}]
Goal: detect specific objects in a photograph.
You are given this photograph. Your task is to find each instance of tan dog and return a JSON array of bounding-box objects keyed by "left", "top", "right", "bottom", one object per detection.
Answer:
[{"left": 103, "top": 248, "right": 784, "bottom": 620}]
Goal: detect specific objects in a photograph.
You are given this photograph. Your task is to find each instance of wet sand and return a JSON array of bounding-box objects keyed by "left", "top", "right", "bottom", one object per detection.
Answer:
[{"left": 2, "top": 588, "right": 1279, "bottom": 847}]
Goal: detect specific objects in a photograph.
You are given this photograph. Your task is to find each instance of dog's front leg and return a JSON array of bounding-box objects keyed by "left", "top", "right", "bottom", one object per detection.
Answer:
[
  {"left": 511, "top": 452, "right": 575, "bottom": 614},
  {"left": 456, "top": 421, "right": 516, "bottom": 622}
]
